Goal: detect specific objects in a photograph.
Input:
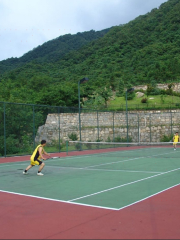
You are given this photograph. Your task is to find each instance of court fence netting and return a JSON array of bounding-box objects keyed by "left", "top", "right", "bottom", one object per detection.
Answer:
[{"left": 1, "top": 101, "right": 180, "bottom": 157}]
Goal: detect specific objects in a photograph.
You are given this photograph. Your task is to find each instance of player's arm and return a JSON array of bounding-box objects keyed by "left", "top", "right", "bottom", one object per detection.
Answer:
[
  {"left": 39, "top": 147, "right": 46, "bottom": 160},
  {"left": 43, "top": 148, "right": 50, "bottom": 157}
]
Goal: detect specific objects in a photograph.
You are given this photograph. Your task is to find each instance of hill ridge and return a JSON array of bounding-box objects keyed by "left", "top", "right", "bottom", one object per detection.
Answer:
[{"left": 0, "top": 0, "right": 180, "bottom": 108}]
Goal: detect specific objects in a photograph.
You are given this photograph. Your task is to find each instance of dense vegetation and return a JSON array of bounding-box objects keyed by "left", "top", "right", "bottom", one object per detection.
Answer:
[
  {"left": 0, "top": 29, "right": 110, "bottom": 75},
  {"left": 0, "top": 0, "right": 180, "bottom": 109},
  {"left": 1, "top": 0, "right": 180, "bottom": 155}
]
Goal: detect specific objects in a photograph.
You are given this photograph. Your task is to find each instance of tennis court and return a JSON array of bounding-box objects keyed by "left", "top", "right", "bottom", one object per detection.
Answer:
[{"left": 0, "top": 142, "right": 180, "bottom": 239}]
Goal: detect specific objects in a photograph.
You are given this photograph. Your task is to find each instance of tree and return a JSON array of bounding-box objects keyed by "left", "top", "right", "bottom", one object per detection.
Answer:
[
  {"left": 97, "top": 87, "right": 113, "bottom": 108},
  {"left": 124, "top": 90, "right": 136, "bottom": 100},
  {"left": 36, "top": 83, "right": 78, "bottom": 107},
  {"left": 116, "top": 78, "right": 125, "bottom": 97},
  {"left": 146, "top": 83, "right": 155, "bottom": 97}
]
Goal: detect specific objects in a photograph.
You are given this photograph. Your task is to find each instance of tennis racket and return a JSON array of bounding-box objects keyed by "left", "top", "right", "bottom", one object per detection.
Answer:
[{"left": 45, "top": 156, "right": 60, "bottom": 161}]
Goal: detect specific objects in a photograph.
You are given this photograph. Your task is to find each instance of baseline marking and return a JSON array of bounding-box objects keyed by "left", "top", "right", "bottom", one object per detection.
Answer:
[
  {"left": 69, "top": 167, "right": 180, "bottom": 202},
  {"left": 0, "top": 183, "right": 179, "bottom": 212},
  {"left": 117, "top": 183, "right": 180, "bottom": 211},
  {"left": 0, "top": 189, "right": 118, "bottom": 211}
]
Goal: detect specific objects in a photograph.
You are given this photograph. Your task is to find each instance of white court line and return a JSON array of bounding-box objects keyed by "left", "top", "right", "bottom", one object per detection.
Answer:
[
  {"left": 41, "top": 149, "right": 176, "bottom": 172},
  {"left": 117, "top": 183, "right": 180, "bottom": 211},
  {"left": 69, "top": 167, "right": 180, "bottom": 202},
  {"left": 46, "top": 165, "right": 163, "bottom": 174},
  {"left": 0, "top": 145, "right": 171, "bottom": 166},
  {"left": 0, "top": 150, "right": 175, "bottom": 173},
  {"left": 0, "top": 189, "right": 118, "bottom": 211},
  {"left": 0, "top": 147, "right": 145, "bottom": 165},
  {"left": 81, "top": 151, "right": 175, "bottom": 170},
  {"left": 7, "top": 149, "right": 171, "bottom": 173},
  {"left": 0, "top": 183, "right": 179, "bottom": 212}
]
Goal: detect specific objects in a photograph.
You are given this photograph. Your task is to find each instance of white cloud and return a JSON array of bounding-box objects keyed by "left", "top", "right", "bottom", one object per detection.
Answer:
[{"left": 0, "top": 0, "right": 168, "bottom": 61}]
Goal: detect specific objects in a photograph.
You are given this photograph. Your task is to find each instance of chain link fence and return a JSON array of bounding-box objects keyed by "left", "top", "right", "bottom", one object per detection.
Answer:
[{"left": 0, "top": 101, "right": 180, "bottom": 157}]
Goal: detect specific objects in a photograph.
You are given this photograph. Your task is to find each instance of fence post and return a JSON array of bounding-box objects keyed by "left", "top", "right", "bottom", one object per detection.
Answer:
[
  {"left": 150, "top": 114, "right": 152, "bottom": 143},
  {"left": 170, "top": 110, "right": 173, "bottom": 135},
  {"left": 58, "top": 107, "right": 61, "bottom": 152},
  {"left": 33, "top": 105, "right": 35, "bottom": 149},
  {"left": 113, "top": 112, "right": 115, "bottom": 142},
  {"left": 138, "top": 113, "right": 140, "bottom": 143},
  {"left": 97, "top": 110, "right": 99, "bottom": 141},
  {"left": 66, "top": 141, "right": 68, "bottom": 155},
  {"left": 126, "top": 94, "right": 129, "bottom": 143},
  {"left": 4, "top": 102, "right": 6, "bottom": 157}
]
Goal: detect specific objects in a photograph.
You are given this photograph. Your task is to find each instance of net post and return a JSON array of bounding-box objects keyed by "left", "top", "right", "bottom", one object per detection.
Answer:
[{"left": 66, "top": 141, "right": 68, "bottom": 155}]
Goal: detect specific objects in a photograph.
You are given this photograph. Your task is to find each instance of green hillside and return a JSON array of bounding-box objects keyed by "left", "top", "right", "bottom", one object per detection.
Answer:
[
  {"left": 0, "top": 0, "right": 180, "bottom": 108},
  {"left": 0, "top": 28, "right": 110, "bottom": 75}
]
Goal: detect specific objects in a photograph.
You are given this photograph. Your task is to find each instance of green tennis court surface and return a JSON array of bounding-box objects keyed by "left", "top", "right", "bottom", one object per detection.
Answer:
[{"left": 0, "top": 145, "right": 180, "bottom": 210}]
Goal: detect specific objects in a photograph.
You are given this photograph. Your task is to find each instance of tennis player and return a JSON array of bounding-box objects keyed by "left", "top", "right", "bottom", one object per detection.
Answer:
[
  {"left": 23, "top": 140, "right": 50, "bottom": 176},
  {"left": 173, "top": 132, "right": 179, "bottom": 150}
]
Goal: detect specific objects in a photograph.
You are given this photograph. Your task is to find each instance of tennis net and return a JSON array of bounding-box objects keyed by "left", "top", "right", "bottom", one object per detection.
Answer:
[{"left": 67, "top": 141, "right": 179, "bottom": 158}]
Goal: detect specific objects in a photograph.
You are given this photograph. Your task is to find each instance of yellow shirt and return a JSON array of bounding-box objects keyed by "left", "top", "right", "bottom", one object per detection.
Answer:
[
  {"left": 30, "top": 144, "right": 44, "bottom": 161},
  {"left": 173, "top": 135, "right": 179, "bottom": 143}
]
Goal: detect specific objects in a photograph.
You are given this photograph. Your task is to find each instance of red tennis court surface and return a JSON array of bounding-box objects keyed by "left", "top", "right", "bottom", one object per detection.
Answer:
[{"left": 0, "top": 153, "right": 180, "bottom": 239}]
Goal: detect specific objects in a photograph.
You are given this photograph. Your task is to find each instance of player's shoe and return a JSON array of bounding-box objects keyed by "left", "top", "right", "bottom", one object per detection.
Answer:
[
  {"left": 174, "top": 148, "right": 176, "bottom": 151},
  {"left": 23, "top": 171, "right": 28, "bottom": 175},
  {"left": 37, "top": 172, "right": 44, "bottom": 176}
]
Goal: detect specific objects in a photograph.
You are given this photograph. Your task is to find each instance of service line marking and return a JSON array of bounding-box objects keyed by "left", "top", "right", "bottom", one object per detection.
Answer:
[{"left": 69, "top": 167, "right": 180, "bottom": 202}]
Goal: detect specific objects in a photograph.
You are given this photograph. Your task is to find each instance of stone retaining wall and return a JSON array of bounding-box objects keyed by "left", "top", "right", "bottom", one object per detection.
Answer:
[
  {"left": 134, "top": 83, "right": 180, "bottom": 92},
  {"left": 35, "top": 110, "right": 180, "bottom": 144}
]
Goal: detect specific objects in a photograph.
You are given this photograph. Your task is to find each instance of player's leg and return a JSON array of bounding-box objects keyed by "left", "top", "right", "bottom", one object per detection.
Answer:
[
  {"left": 23, "top": 165, "right": 34, "bottom": 174},
  {"left": 37, "top": 160, "right": 45, "bottom": 176}
]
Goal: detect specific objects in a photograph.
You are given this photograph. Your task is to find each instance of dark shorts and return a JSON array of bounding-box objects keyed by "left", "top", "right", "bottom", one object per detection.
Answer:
[{"left": 31, "top": 159, "right": 43, "bottom": 166}]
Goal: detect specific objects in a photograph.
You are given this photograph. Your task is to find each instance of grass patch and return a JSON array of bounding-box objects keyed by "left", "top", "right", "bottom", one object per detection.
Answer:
[{"left": 108, "top": 95, "right": 180, "bottom": 110}]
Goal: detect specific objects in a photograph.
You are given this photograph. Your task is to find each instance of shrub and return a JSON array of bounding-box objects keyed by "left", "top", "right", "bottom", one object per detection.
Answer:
[
  {"left": 124, "top": 90, "right": 136, "bottom": 100},
  {"left": 141, "top": 98, "right": 148, "bottom": 103},
  {"left": 114, "top": 136, "right": 132, "bottom": 143},
  {"left": 96, "top": 139, "right": 102, "bottom": 148},
  {"left": 85, "top": 141, "right": 92, "bottom": 149},
  {"left": 5, "top": 135, "right": 19, "bottom": 154},
  {"left": 150, "top": 88, "right": 161, "bottom": 95},
  {"left": 160, "top": 134, "right": 174, "bottom": 142},
  {"left": 106, "top": 136, "right": 112, "bottom": 142},
  {"left": 75, "top": 143, "right": 81, "bottom": 150},
  {"left": 68, "top": 132, "right": 78, "bottom": 141},
  {"left": 160, "top": 89, "right": 167, "bottom": 95}
]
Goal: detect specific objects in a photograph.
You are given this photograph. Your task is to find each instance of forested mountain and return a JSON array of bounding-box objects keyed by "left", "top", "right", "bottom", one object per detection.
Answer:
[
  {"left": 0, "top": 0, "right": 180, "bottom": 108},
  {"left": 0, "top": 28, "right": 110, "bottom": 75}
]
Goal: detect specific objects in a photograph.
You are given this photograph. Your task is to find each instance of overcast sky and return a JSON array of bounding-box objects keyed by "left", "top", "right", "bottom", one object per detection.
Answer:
[{"left": 0, "top": 0, "right": 168, "bottom": 61}]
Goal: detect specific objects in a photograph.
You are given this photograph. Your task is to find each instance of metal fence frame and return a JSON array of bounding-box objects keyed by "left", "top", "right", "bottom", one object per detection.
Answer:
[{"left": 0, "top": 101, "right": 179, "bottom": 157}]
